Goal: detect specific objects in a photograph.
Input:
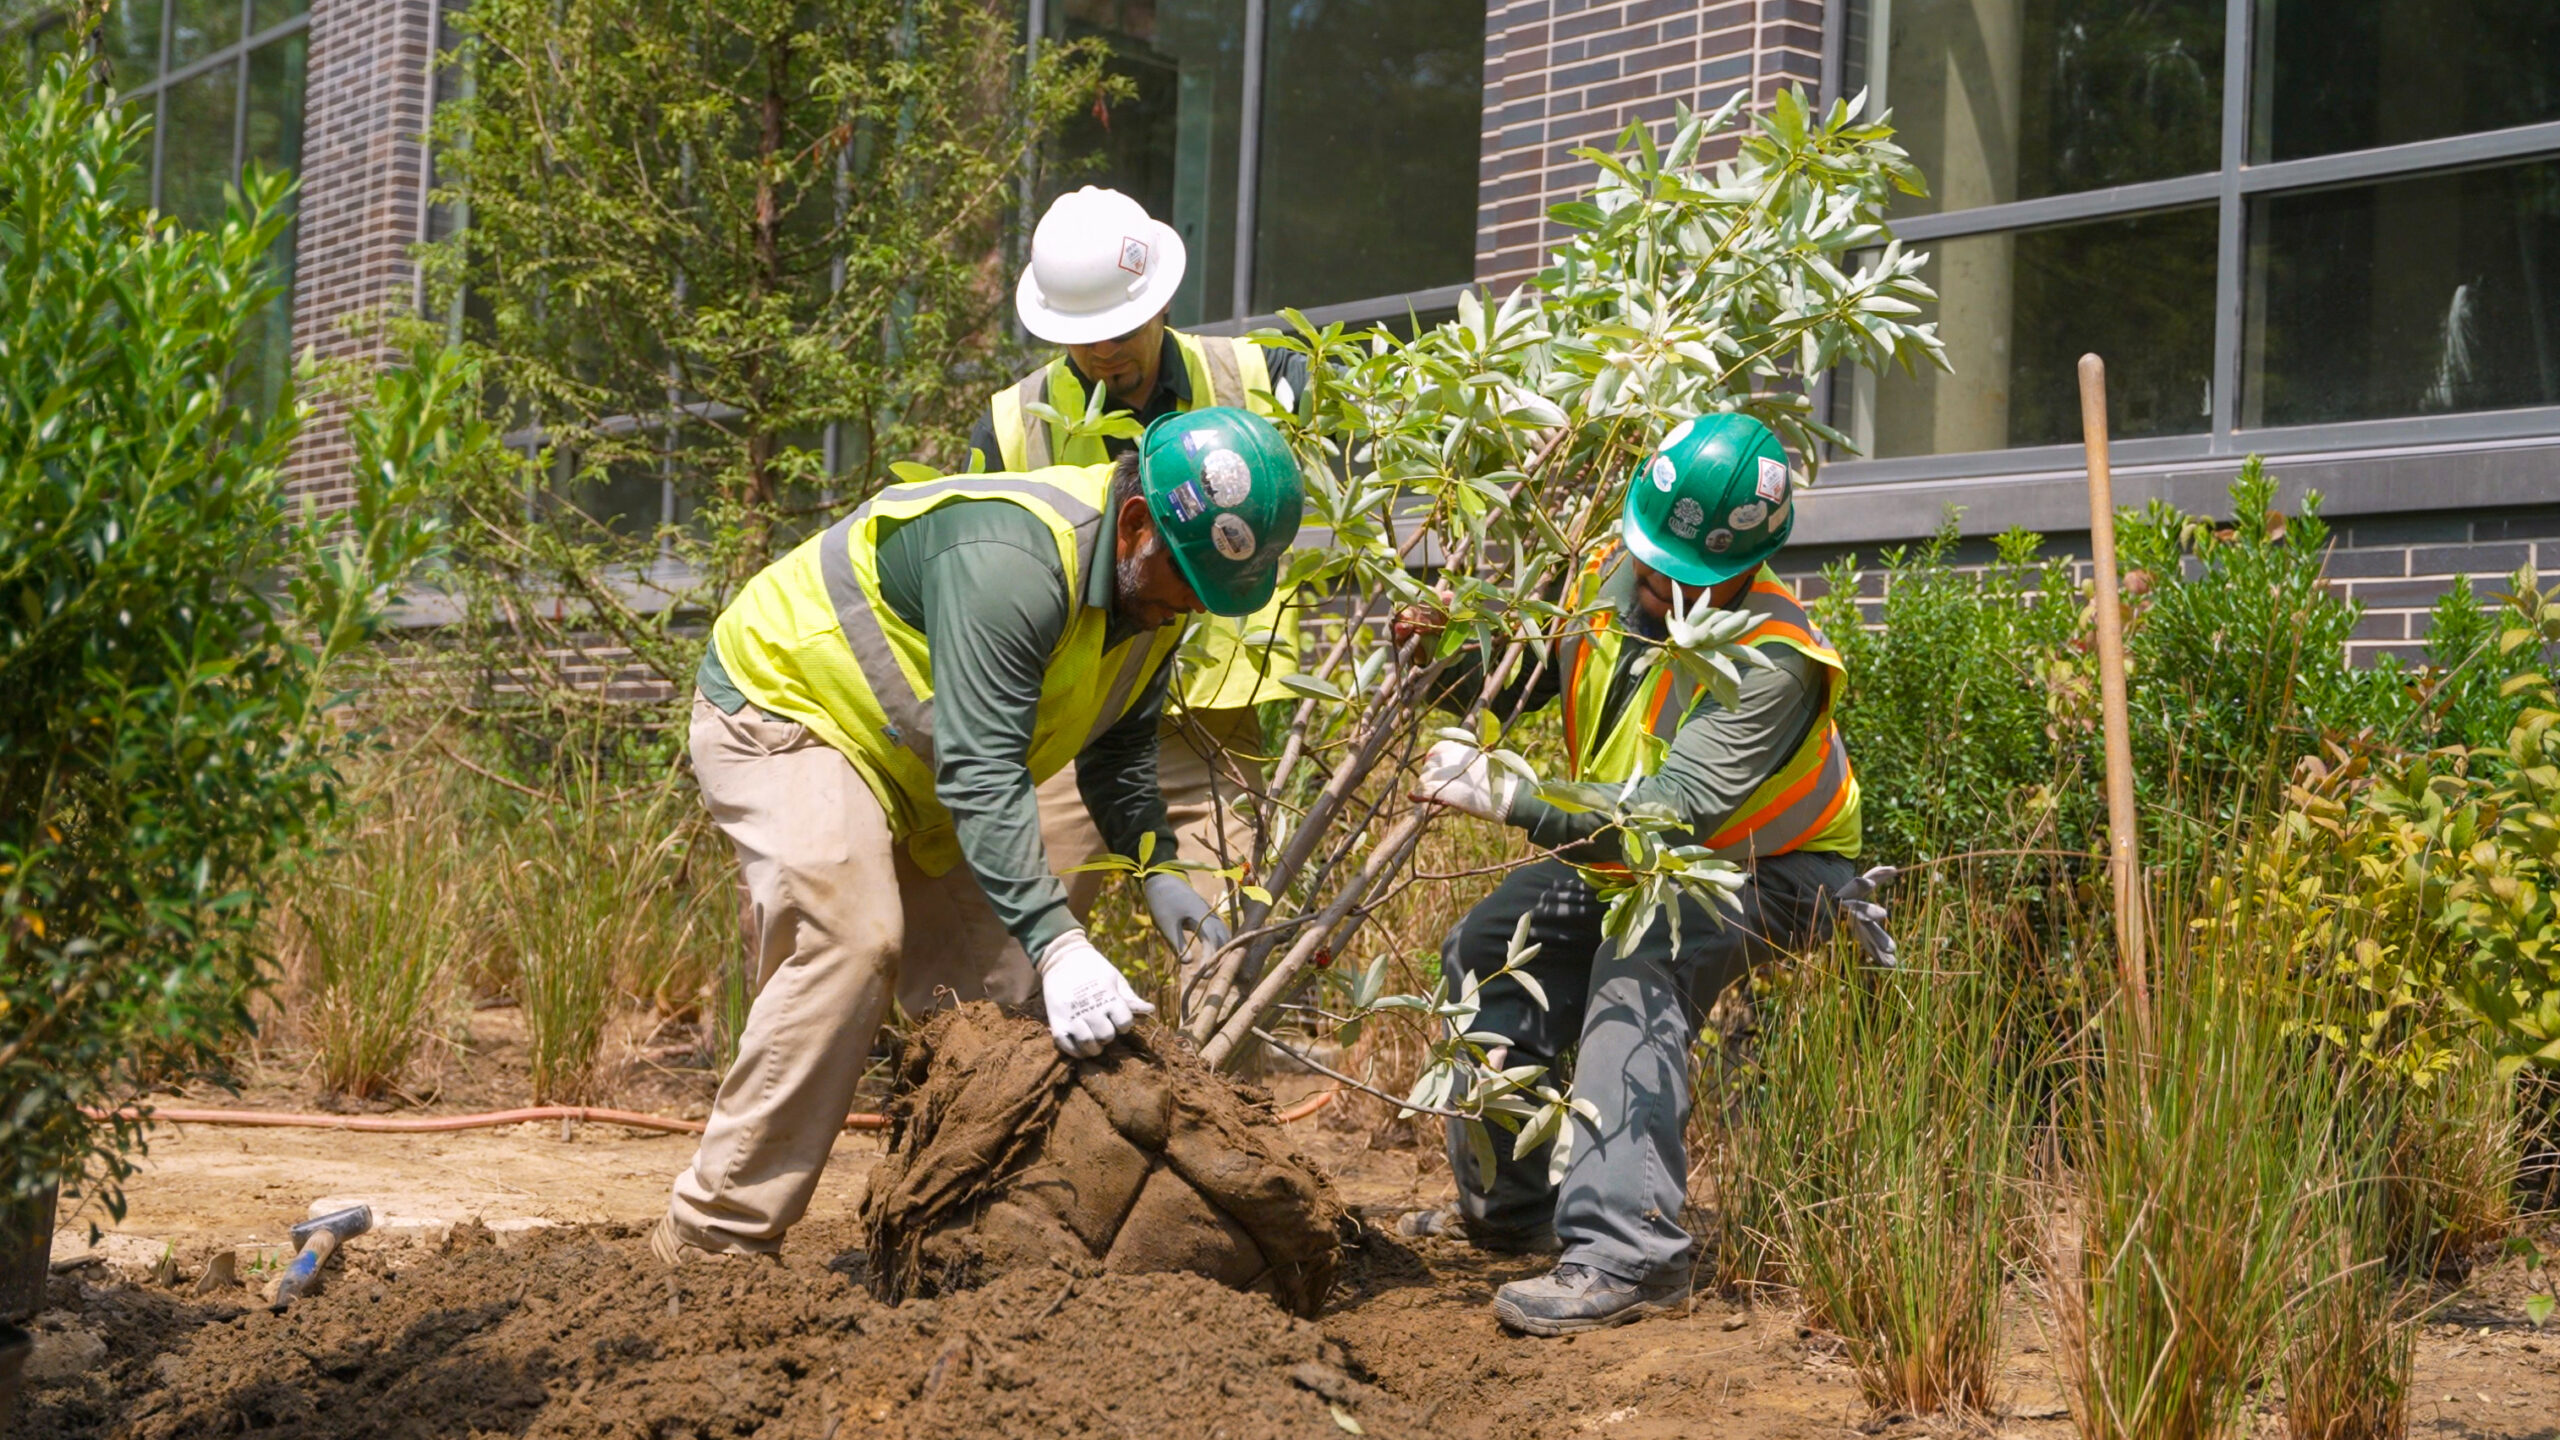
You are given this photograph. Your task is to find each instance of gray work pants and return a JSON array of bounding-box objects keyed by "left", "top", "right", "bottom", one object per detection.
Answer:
[{"left": 1442, "top": 850, "right": 1853, "bottom": 1282}]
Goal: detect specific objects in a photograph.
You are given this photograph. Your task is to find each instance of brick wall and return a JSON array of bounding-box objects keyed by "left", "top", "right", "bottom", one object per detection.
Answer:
[
  {"left": 282, "top": 0, "right": 439, "bottom": 510},
  {"left": 1477, "top": 1, "right": 1826, "bottom": 290}
]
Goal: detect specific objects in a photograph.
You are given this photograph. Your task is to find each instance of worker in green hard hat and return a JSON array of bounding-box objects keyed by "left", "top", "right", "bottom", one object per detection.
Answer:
[
  {"left": 653, "top": 406, "right": 1304, "bottom": 1265},
  {"left": 1395, "top": 411, "right": 1894, "bottom": 1336},
  {"left": 979, "top": 187, "right": 1311, "bottom": 949}
]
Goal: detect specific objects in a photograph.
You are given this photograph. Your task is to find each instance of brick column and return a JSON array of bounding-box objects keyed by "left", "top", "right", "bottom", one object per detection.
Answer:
[
  {"left": 1478, "top": 1, "right": 1831, "bottom": 292},
  {"left": 283, "top": 0, "right": 439, "bottom": 510}
]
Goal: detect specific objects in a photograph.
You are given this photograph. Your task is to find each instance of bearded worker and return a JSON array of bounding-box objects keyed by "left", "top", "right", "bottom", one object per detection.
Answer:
[
  {"left": 1401, "top": 413, "right": 1885, "bottom": 1335},
  {"left": 977, "top": 186, "right": 1307, "bottom": 937},
  {"left": 654, "top": 407, "right": 1304, "bottom": 1264}
]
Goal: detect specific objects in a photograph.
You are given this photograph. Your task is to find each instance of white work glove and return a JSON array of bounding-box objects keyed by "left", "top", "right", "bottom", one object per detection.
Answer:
[
  {"left": 1143, "top": 872, "right": 1232, "bottom": 961},
  {"left": 1837, "top": 864, "right": 1900, "bottom": 968},
  {"left": 1035, "top": 929, "right": 1154, "bottom": 1058},
  {"left": 1410, "top": 739, "right": 1521, "bottom": 824}
]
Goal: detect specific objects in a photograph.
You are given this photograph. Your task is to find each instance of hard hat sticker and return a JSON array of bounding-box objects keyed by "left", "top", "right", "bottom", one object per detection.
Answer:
[
  {"left": 1166, "top": 478, "right": 1208, "bottom": 524},
  {"left": 1771, "top": 493, "right": 1793, "bottom": 528},
  {"left": 1651, "top": 456, "right": 1677, "bottom": 491},
  {"left": 1203, "top": 449, "right": 1251, "bottom": 507},
  {"left": 1755, "top": 456, "right": 1788, "bottom": 502},
  {"left": 1704, "top": 528, "right": 1735, "bottom": 553},
  {"left": 1668, "top": 497, "right": 1705, "bottom": 539},
  {"left": 1727, "top": 500, "right": 1769, "bottom": 531},
  {"left": 1118, "top": 237, "right": 1150, "bottom": 276},
  {"left": 1210, "top": 513, "right": 1258, "bottom": 561}
]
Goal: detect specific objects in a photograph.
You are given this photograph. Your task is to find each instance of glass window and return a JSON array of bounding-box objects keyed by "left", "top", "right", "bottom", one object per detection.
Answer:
[
  {"left": 243, "top": 30, "right": 304, "bottom": 171},
  {"left": 1844, "top": 0, "right": 2223, "bottom": 217},
  {"left": 2251, "top": 0, "right": 2560, "bottom": 164},
  {"left": 161, "top": 59, "right": 238, "bottom": 228},
  {"left": 1839, "top": 206, "right": 2219, "bottom": 456},
  {"left": 168, "top": 0, "right": 240, "bottom": 70},
  {"left": 1252, "top": 0, "right": 1483, "bottom": 311},
  {"left": 1049, "top": 0, "right": 1245, "bottom": 326},
  {"left": 106, "top": 0, "right": 163, "bottom": 92},
  {"left": 251, "top": 0, "right": 307, "bottom": 33},
  {"left": 2243, "top": 160, "right": 2560, "bottom": 429}
]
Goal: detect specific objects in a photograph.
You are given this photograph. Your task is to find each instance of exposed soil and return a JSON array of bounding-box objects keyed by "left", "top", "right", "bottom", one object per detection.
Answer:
[
  {"left": 20, "top": 1010, "right": 2560, "bottom": 1439},
  {"left": 861, "top": 1006, "right": 1342, "bottom": 1317}
]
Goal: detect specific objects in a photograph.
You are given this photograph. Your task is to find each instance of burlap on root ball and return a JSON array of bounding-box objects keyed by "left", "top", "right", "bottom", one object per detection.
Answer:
[{"left": 858, "top": 1003, "right": 1344, "bottom": 1318}]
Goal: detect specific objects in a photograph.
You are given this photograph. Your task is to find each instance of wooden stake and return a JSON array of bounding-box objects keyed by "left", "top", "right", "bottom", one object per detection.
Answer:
[{"left": 2079, "top": 354, "right": 2150, "bottom": 1030}]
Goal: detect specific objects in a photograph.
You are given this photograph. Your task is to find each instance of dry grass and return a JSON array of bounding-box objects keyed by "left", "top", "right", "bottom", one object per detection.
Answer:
[{"left": 277, "top": 769, "right": 469, "bottom": 1099}]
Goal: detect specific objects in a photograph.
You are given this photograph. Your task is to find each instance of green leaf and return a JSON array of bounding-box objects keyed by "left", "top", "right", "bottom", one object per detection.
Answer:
[
  {"left": 2530, "top": 1291, "right": 2555, "bottom": 1329},
  {"left": 889, "top": 461, "right": 938, "bottom": 484}
]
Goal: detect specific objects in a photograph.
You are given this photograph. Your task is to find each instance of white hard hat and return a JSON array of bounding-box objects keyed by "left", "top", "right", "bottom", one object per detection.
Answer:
[{"left": 1015, "top": 187, "right": 1186, "bottom": 345}]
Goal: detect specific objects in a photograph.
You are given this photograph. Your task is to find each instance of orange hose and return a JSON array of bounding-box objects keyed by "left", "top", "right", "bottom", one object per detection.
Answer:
[
  {"left": 85, "top": 1104, "right": 889, "bottom": 1135},
  {"left": 93, "top": 1088, "right": 1332, "bottom": 1135},
  {"left": 1274, "top": 1089, "right": 1337, "bottom": 1124}
]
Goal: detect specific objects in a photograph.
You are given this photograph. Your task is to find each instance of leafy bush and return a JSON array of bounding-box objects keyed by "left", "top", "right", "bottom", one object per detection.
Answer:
[
  {"left": 2116, "top": 458, "right": 2409, "bottom": 829},
  {"left": 1813, "top": 525, "right": 2094, "bottom": 868},
  {"left": 0, "top": 49, "right": 456, "bottom": 1214}
]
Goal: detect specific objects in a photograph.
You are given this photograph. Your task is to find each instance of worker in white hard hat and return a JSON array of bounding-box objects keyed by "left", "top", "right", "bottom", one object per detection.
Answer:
[{"left": 976, "top": 186, "right": 1309, "bottom": 985}]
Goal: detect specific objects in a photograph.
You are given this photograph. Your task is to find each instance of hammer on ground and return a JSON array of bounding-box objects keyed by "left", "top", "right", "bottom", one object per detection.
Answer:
[{"left": 269, "top": 1205, "right": 372, "bottom": 1312}]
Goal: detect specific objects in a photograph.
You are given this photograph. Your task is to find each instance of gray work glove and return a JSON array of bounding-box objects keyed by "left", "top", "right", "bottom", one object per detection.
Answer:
[
  {"left": 1144, "top": 871, "right": 1232, "bottom": 962},
  {"left": 1837, "top": 864, "right": 1900, "bottom": 969}
]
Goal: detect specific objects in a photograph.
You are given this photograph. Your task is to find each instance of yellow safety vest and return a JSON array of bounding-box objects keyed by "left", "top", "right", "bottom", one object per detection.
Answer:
[
  {"left": 1558, "top": 548, "right": 1861, "bottom": 862},
  {"left": 710, "top": 465, "right": 1184, "bottom": 875},
  {"left": 983, "top": 331, "right": 1299, "bottom": 712}
]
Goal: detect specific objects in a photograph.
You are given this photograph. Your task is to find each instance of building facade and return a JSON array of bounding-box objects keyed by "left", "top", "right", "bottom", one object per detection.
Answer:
[{"left": 17, "top": 1, "right": 2559, "bottom": 661}]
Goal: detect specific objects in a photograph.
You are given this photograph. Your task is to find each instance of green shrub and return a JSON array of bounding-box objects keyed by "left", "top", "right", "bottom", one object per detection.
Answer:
[
  {"left": 0, "top": 47, "right": 458, "bottom": 1214},
  {"left": 1813, "top": 525, "right": 2094, "bottom": 868},
  {"left": 2116, "top": 459, "right": 2411, "bottom": 830}
]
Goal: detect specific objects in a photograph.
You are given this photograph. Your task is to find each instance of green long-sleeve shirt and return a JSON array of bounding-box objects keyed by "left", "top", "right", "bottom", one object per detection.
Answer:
[
  {"left": 699, "top": 500, "right": 1174, "bottom": 959},
  {"left": 1439, "top": 560, "right": 1823, "bottom": 853}
]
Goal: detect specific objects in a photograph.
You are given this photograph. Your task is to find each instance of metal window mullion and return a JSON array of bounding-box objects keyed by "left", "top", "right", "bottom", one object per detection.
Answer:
[
  {"left": 1231, "top": 0, "right": 1267, "bottom": 322},
  {"left": 143, "top": 12, "right": 307, "bottom": 96},
  {"left": 2238, "top": 119, "right": 2560, "bottom": 196},
  {"left": 1884, "top": 172, "right": 2222, "bottom": 242},
  {"left": 2208, "top": 0, "right": 2253, "bottom": 451},
  {"left": 231, "top": 0, "right": 254, "bottom": 183},
  {"left": 150, "top": 0, "right": 172, "bottom": 212},
  {"left": 1818, "top": 0, "right": 1847, "bottom": 109}
]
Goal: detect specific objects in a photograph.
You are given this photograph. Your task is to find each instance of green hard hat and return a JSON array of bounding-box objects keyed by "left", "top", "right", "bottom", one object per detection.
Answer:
[
  {"left": 1620, "top": 412, "right": 1796, "bottom": 586},
  {"left": 1138, "top": 407, "right": 1304, "bottom": 616}
]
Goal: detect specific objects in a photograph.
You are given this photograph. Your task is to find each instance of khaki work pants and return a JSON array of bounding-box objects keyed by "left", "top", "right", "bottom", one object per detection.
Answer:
[
  {"left": 668, "top": 694, "right": 1050, "bottom": 1254},
  {"left": 1038, "top": 706, "right": 1268, "bottom": 919}
]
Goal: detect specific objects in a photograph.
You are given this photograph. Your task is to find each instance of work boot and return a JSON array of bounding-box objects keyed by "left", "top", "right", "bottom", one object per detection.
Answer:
[
  {"left": 1492, "top": 1262, "right": 1692, "bottom": 1336},
  {"left": 1393, "top": 1207, "right": 1562, "bottom": 1255},
  {"left": 648, "top": 1214, "right": 773, "bottom": 1268}
]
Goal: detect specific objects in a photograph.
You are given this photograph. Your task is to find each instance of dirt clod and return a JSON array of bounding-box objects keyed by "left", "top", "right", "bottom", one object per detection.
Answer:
[{"left": 860, "top": 1005, "right": 1344, "bottom": 1317}]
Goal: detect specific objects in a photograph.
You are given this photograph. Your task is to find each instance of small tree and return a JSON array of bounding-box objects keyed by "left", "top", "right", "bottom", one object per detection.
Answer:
[
  {"left": 0, "top": 45, "right": 461, "bottom": 1218},
  {"left": 421, "top": 0, "right": 1112, "bottom": 742},
  {"left": 1169, "top": 92, "right": 1942, "bottom": 1176}
]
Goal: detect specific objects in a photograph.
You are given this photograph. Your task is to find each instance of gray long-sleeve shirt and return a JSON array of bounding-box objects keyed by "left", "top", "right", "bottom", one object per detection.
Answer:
[
  {"left": 1440, "top": 559, "right": 1824, "bottom": 853},
  {"left": 700, "top": 499, "right": 1172, "bottom": 959}
]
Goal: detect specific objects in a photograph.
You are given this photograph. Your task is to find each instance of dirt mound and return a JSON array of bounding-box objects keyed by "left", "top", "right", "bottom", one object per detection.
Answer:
[
  {"left": 20, "top": 1219, "right": 1407, "bottom": 1439},
  {"left": 858, "top": 1004, "right": 1345, "bottom": 1318}
]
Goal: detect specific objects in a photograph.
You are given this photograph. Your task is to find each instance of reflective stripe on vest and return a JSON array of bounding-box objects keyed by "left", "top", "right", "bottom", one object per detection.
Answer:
[
  {"left": 986, "top": 330, "right": 1273, "bottom": 475},
  {"left": 1557, "top": 552, "right": 1860, "bottom": 861},
  {"left": 710, "top": 463, "right": 1182, "bottom": 874}
]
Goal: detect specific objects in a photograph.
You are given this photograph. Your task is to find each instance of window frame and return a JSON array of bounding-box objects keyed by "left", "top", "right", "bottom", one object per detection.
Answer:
[
  {"left": 1022, "top": 0, "right": 1483, "bottom": 337},
  {"left": 24, "top": 2, "right": 318, "bottom": 218},
  {"left": 1818, "top": 0, "right": 2560, "bottom": 496}
]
